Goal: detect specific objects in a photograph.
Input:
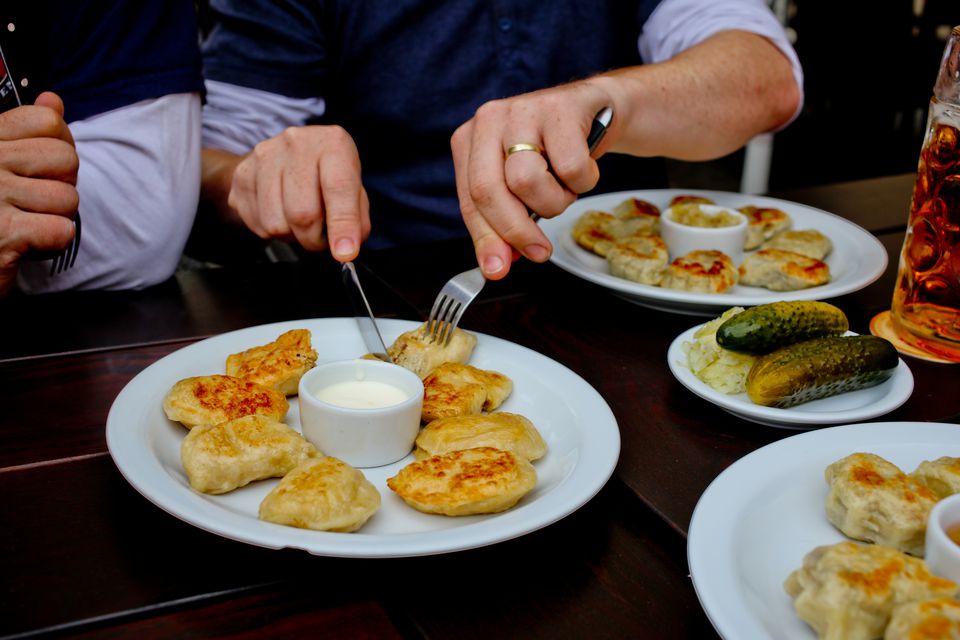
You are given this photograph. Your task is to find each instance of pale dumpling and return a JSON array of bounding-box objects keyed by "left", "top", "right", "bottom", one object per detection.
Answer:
[
  {"left": 784, "top": 542, "right": 957, "bottom": 640},
  {"left": 181, "top": 414, "right": 317, "bottom": 494},
  {"left": 415, "top": 412, "right": 547, "bottom": 461},
  {"left": 825, "top": 453, "right": 940, "bottom": 557},
  {"left": 259, "top": 457, "right": 380, "bottom": 532}
]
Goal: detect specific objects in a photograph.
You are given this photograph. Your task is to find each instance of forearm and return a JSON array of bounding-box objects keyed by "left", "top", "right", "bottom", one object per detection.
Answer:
[{"left": 592, "top": 30, "right": 800, "bottom": 161}]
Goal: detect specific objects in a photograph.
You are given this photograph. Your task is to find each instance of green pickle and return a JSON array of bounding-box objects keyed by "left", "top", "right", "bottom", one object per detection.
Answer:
[
  {"left": 746, "top": 335, "right": 899, "bottom": 408},
  {"left": 716, "top": 301, "right": 849, "bottom": 354}
]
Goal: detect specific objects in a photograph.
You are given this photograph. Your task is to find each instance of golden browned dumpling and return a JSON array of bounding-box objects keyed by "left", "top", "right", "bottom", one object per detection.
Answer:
[
  {"left": 669, "top": 194, "right": 715, "bottom": 207},
  {"left": 387, "top": 447, "right": 537, "bottom": 516},
  {"left": 386, "top": 323, "right": 477, "bottom": 379},
  {"left": 571, "top": 210, "right": 620, "bottom": 257},
  {"left": 258, "top": 457, "right": 380, "bottom": 532},
  {"left": 885, "top": 598, "right": 960, "bottom": 640},
  {"left": 784, "top": 542, "right": 957, "bottom": 640},
  {"left": 660, "top": 250, "right": 739, "bottom": 294},
  {"left": 740, "top": 205, "right": 792, "bottom": 250},
  {"left": 571, "top": 208, "right": 658, "bottom": 258},
  {"left": 825, "top": 453, "right": 940, "bottom": 557},
  {"left": 760, "top": 229, "right": 833, "bottom": 261},
  {"left": 162, "top": 375, "right": 289, "bottom": 429},
  {"left": 225, "top": 329, "right": 318, "bottom": 395},
  {"left": 606, "top": 235, "right": 669, "bottom": 285},
  {"left": 912, "top": 457, "right": 960, "bottom": 499},
  {"left": 415, "top": 412, "right": 547, "bottom": 461},
  {"left": 181, "top": 415, "right": 318, "bottom": 494},
  {"left": 612, "top": 197, "right": 661, "bottom": 235},
  {"left": 421, "top": 362, "right": 512, "bottom": 423},
  {"left": 739, "top": 248, "right": 831, "bottom": 291}
]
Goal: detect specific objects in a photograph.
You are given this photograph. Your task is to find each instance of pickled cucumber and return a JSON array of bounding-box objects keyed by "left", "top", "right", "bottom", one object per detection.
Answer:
[
  {"left": 746, "top": 335, "right": 898, "bottom": 407},
  {"left": 716, "top": 301, "right": 849, "bottom": 354}
]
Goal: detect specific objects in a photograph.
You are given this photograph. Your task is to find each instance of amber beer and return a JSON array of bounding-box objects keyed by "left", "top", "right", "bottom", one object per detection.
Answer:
[{"left": 890, "top": 26, "right": 960, "bottom": 361}]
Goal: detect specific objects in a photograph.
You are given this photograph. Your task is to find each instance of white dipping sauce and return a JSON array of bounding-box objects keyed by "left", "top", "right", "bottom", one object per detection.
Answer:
[{"left": 315, "top": 379, "right": 408, "bottom": 409}]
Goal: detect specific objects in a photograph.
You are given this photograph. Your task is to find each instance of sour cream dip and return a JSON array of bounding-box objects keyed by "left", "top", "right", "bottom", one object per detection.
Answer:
[{"left": 315, "top": 379, "right": 408, "bottom": 409}]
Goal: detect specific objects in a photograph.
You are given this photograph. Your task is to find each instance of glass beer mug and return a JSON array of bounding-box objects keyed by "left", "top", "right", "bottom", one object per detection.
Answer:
[{"left": 889, "top": 25, "right": 960, "bottom": 362}]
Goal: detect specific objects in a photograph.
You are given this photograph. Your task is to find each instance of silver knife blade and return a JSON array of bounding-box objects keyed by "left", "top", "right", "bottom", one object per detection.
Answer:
[{"left": 342, "top": 261, "right": 393, "bottom": 363}]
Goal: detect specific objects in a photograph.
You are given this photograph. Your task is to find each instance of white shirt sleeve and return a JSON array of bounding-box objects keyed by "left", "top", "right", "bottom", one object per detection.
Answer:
[
  {"left": 202, "top": 79, "right": 327, "bottom": 155},
  {"left": 638, "top": 0, "right": 804, "bottom": 122},
  {"left": 17, "top": 92, "right": 202, "bottom": 293}
]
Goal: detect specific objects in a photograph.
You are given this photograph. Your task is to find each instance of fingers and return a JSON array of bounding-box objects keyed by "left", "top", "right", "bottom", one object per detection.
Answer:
[
  {"left": 0, "top": 174, "right": 79, "bottom": 214},
  {"left": 0, "top": 137, "right": 79, "bottom": 181},
  {"left": 0, "top": 204, "right": 76, "bottom": 254},
  {"left": 33, "top": 92, "right": 65, "bottom": 118},
  {"left": 225, "top": 125, "right": 367, "bottom": 259},
  {"left": 319, "top": 131, "right": 364, "bottom": 262},
  {"left": 281, "top": 159, "right": 325, "bottom": 251},
  {"left": 0, "top": 100, "right": 73, "bottom": 144}
]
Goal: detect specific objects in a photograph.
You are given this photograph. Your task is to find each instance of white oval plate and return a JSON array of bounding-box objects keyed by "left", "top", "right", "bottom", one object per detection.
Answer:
[
  {"left": 540, "top": 189, "right": 888, "bottom": 316},
  {"left": 106, "top": 318, "right": 620, "bottom": 558},
  {"left": 666, "top": 323, "right": 914, "bottom": 429},
  {"left": 688, "top": 421, "right": 960, "bottom": 639}
]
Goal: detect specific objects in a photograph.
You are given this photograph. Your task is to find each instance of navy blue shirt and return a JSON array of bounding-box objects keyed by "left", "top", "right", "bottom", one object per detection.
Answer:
[
  {"left": 203, "top": 1, "right": 667, "bottom": 248},
  {"left": 0, "top": 1, "right": 203, "bottom": 123}
]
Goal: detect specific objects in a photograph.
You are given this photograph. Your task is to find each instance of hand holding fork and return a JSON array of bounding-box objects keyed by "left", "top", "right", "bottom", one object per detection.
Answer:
[
  {"left": 0, "top": 90, "right": 81, "bottom": 293},
  {"left": 427, "top": 107, "right": 613, "bottom": 344}
]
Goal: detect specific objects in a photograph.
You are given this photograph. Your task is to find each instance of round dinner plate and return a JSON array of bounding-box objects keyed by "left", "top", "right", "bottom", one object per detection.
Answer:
[
  {"left": 539, "top": 189, "right": 888, "bottom": 316},
  {"left": 666, "top": 324, "right": 914, "bottom": 429},
  {"left": 106, "top": 318, "right": 620, "bottom": 558},
  {"left": 688, "top": 421, "right": 960, "bottom": 639}
]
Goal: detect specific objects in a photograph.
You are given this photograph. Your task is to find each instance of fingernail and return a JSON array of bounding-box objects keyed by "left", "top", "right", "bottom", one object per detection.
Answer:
[
  {"left": 334, "top": 238, "right": 355, "bottom": 258},
  {"left": 483, "top": 255, "right": 504, "bottom": 275},
  {"left": 524, "top": 244, "right": 550, "bottom": 261}
]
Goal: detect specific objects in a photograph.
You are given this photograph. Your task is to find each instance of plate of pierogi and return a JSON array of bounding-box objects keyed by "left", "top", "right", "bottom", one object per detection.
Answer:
[
  {"left": 687, "top": 421, "right": 960, "bottom": 640},
  {"left": 106, "top": 317, "right": 620, "bottom": 558},
  {"left": 540, "top": 189, "right": 887, "bottom": 316}
]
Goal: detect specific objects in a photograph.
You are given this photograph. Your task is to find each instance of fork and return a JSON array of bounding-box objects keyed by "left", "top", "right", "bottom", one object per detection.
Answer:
[{"left": 426, "top": 107, "right": 614, "bottom": 345}]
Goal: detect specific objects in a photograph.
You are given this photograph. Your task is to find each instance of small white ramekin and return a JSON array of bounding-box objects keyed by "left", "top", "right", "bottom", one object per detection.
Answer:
[
  {"left": 660, "top": 204, "right": 748, "bottom": 264},
  {"left": 298, "top": 359, "right": 423, "bottom": 468},
  {"left": 926, "top": 493, "right": 960, "bottom": 584}
]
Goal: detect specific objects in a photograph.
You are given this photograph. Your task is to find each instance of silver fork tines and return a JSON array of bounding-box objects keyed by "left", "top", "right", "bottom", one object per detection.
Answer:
[
  {"left": 426, "top": 266, "right": 486, "bottom": 345},
  {"left": 50, "top": 211, "right": 81, "bottom": 275}
]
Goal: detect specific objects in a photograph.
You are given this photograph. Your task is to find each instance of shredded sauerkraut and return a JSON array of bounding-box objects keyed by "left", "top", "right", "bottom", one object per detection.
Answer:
[{"left": 682, "top": 307, "right": 757, "bottom": 394}]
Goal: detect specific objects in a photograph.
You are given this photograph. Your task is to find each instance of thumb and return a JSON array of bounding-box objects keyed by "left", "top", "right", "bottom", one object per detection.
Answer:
[{"left": 34, "top": 91, "right": 65, "bottom": 117}]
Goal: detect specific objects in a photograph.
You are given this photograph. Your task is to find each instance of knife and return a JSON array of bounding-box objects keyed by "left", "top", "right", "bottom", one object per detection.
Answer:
[{"left": 342, "top": 261, "right": 393, "bottom": 363}]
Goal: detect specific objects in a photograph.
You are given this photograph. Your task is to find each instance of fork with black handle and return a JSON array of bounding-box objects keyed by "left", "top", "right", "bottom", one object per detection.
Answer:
[{"left": 426, "top": 106, "right": 614, "bottom": 345}]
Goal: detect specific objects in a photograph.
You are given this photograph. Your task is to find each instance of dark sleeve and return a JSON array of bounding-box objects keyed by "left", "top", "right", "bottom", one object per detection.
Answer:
[
  {"left": 41, "top": 0, "right": 203, "bottom": 123},
  {"left": 202, "top": 0, "right": 327, "bottom": 100},
  {"left": 638, "top": 0, "right": 666, "bottom": 27}
]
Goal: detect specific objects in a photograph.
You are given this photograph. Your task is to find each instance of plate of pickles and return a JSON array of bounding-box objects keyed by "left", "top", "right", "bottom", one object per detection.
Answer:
[{"left": 666, "top": 301, "right": 914, "bottom": 428}]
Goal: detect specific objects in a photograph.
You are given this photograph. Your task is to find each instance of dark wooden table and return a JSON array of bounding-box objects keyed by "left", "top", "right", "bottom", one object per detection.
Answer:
[{"left": 2, "top": 173, "right": 957, "bottom": 639}]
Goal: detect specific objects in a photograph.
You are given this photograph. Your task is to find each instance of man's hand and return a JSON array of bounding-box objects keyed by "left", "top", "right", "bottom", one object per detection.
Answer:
[
  {"left": 0, "top": 91, "right": 79, "bottom": 295},
  {"left": 451, "top": 31, "right": 800, "bottom": 281},
  {"left": 450, "top": 81, "right": 613, "bottom": 280},
  {"left": 223, "top": 124, "right": 371, "bottom": 261}
]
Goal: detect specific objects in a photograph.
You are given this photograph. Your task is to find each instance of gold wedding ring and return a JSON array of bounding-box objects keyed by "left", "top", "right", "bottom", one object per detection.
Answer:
[{"left": 506, "top": 142, "right": 544, "bottom": 157}]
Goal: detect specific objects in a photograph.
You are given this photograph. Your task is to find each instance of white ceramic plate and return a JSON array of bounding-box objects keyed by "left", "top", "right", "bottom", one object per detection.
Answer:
[
  {"left": 688, "top": 421, "right": 960, "bottom": 639},
  {"left": 666, "top": 324, "right": 914, "bottom": 429},
  {"left": 539, "top": 189, "right": 888, "bottom": 315},
  {"left": 105, "top": 318, "right": 620, "bottom": 558}
]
